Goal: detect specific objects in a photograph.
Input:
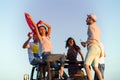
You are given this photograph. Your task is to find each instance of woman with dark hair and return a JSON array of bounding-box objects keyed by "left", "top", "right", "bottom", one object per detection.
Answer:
[
  {"left": 31, "top": 18, "right": 65, "bottom": 79},
  {"left": 65, "top": 37, "right": 84, "bottom": 77}
]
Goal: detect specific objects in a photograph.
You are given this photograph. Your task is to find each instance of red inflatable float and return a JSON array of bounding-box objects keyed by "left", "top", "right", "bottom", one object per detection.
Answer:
[
  {"left": 25, "top": 13, "right": 36, "bottom": 35},
  {"left": 24, "top": 12, "right": 44, "bottom": 38}
]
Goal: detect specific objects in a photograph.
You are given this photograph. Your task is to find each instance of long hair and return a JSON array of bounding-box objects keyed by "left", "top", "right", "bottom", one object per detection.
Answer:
[
  {"left": 65, "top": 37, "right": 80, "bottom": 52},
  {"left": 38, "top": 25, "right": 48, "bottom": 36}
]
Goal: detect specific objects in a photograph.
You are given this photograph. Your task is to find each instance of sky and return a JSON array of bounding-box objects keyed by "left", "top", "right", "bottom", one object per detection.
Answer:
[{"left": 0, "top": 0, "right": 120, "bottom": 80}]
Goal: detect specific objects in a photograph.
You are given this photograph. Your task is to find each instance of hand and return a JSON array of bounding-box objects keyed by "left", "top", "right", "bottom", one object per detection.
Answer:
[
  {"left": 37, "top": 20, "right": 44, "bottom": 25},
  {"left": 39, "top": 20, "right": 44, "bottom": 24},
  {"left": 81, "top": 42, "right": 86, "bottom": 47},
  {"left": 27, "top": 32, "right": 33, "bottom": 38}
]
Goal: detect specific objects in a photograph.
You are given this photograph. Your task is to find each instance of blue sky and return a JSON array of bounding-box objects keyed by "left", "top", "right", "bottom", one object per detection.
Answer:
[{"left": 0, "top": 0, "right": 120, "bottom": 80}]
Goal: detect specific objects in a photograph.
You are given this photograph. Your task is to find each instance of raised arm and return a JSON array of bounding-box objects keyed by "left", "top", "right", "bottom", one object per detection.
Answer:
[
  {"left": 41, "top": 21, "right": 51, "bottom": 37},
  {"left": 29, "top": 15, "right": 42, "bottom": 43},
  {"left": 22, "top": 36, "right": 31, "bottom": 48}
]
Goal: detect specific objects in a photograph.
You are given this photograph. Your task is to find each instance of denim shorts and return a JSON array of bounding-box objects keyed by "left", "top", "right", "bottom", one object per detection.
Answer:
[{"left": 94, "top": 63, "right": 105, "bottom": 80}]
